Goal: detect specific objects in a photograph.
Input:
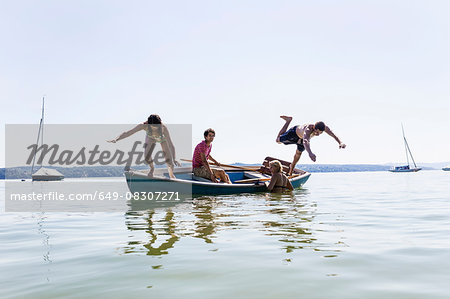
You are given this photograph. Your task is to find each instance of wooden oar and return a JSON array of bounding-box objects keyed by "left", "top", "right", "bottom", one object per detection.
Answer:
[
  {"left": 234, "top": 173, "right": 300, "bottom": 184},
  {"left": 181, "top": 159, "right": 261, "bottom": 172},
  {"left": 234, "top": 177, "right": 268, "bottom": 183}
]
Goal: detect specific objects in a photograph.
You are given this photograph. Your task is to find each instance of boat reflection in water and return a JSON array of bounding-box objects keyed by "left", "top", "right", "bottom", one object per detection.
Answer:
[
  {"left": 122, "top": 189, "right": 346, "bottom": 261},
  {"left": 263, "top": 191, "right": 316, "bottom": 253}
]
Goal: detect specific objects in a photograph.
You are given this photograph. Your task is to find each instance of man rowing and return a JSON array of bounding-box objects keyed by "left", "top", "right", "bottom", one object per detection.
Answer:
[
  {"left": 276, "top": 116, "right": 346, "bottom": 175},
  {"left": 192, "top": 128, "right": 231, "bottom": 184}
]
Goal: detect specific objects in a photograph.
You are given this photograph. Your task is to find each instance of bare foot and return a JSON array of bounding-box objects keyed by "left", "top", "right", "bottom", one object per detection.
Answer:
[
  {"left": 168, "top": 168, "right": 176, "bottom": 179},
  {"left": 280, "top": 116, "right": 292, "bottom": 122}
]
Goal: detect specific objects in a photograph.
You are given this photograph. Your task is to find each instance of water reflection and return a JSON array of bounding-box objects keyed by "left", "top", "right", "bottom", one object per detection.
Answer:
[
  {"left": 122, "top": 189, "right": 344, "bottom": 259},
  {"left": 263, "top": 190, "right": 317, "bottom": 253},
  {"left": 124, "top": 209, "right": 180, "bottom": 255},
  {"left": 192, "top": 197, "right": 218, "bottom": 243},
  {"left": 36, "top": 212, "right": 52, "bottom": 282}
]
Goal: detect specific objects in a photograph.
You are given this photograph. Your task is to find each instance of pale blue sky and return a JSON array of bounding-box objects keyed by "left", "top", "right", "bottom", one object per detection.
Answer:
[{"left": 1, "top": 0, "right": 449, "bottom": 167}]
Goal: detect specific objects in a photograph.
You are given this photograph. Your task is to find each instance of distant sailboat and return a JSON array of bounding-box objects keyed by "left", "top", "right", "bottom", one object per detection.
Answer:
[
  {"left": 389, "top": 125, "right": 421, "bottom": 173},
  {"left": 31, "top": 97, "right": 64, "bottom": 181}
]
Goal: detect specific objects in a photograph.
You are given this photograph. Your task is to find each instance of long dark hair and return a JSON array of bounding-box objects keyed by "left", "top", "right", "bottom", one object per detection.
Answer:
[
  {"left": 144, "top": 114, "right": 163, "bottom": 137},
  {"left": 147, "top": 114, "right": 162, "bottom": 125}
]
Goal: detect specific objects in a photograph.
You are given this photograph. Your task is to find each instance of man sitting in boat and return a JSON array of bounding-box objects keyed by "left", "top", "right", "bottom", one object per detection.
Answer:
[
  {"left": 265, "top": 160, "right": 293, "bottom": 192},
  {"left": 192, "top": 128, "right": 231, "bottom": 184},
  {"left": 276, "top": 116, "right": 346, "bottom": 175}
]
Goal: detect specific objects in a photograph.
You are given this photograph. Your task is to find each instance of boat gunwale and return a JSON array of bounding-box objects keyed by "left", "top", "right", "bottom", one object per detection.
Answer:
[
  {"left": 125, "top": 170, "right": 311, "bottom": 189},
  {"left": 388, "top": 168, "right": 422, "bottom": 173}
]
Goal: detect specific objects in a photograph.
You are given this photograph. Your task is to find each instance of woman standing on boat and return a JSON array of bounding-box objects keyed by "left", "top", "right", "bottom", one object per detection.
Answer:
[
  {"left": 108, "top": 114, "right": 180, "bottom": 178},
  {"left": 265, "top": 160, "right": 293, "bottom": 192}
]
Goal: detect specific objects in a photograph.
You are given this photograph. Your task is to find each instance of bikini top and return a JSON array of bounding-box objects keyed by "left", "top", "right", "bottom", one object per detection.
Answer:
[{"left": 144, "top": 126, "right": 166, "bottom": 143}]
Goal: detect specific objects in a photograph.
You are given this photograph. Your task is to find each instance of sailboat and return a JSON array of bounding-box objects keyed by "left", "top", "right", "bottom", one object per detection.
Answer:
[
  {"left": 389, "top": 125, "right": 421, "bottom": 173},
  {"left": 31, "top": 97, "right": 64, "bottom": 181}
]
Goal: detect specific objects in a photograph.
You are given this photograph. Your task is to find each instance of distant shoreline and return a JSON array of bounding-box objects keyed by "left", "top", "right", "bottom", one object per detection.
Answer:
[{"left": 0, "top": 164, "right": 443, "bottom": 180}]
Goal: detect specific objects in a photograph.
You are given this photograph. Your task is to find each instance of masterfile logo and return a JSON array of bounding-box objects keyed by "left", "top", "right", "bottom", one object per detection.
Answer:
[
  {"left": 6, "top": 124, "right": 192, "bottom": 169},
  {"left": 4, "top": 124, "right": 193, "bottom": 212}
]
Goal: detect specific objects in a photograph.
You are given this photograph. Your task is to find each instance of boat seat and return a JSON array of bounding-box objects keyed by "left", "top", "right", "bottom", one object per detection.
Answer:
[
  {"left": 260, "top": 156, "right": 306, "bottom": 175},
  {"left": 244, "top": 171, "right": 268, "bottom": 179},
  {"left": 191, "top": 173, "right": 213, "bottom": 183}
]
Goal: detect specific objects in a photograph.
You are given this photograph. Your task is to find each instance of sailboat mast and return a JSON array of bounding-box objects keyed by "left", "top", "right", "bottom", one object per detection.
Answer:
[
  {"left": 404, "top": 138, "right": 418, "bottom": 168},
  {"left": 401, "top": 124, "right": 410, "bottom": 167},
  {"left": 31, "top": 97, "right": 45, "bottom": 174},
  {"left": 41, "top": 97, "right": 44, "bottom": 149}
]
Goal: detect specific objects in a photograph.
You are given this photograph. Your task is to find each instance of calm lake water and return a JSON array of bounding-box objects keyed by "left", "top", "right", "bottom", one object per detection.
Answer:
[{"left": 1, "top": 171, "right": 450, "bottom": 298}]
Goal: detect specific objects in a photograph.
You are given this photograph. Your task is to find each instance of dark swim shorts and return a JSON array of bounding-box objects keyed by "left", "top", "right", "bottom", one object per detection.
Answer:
[{"left": 279, "top": 126, "right": 305, "bottom": 152}]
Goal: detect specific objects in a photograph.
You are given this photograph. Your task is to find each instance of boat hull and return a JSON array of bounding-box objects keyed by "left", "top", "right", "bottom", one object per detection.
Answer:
[
  {"left": 32, "top": 176, "right": 64, "bottom": 181},
  {"left": 389, "top": 168, "right": 421, "bottom": 173},
  {"left": 124, "top": 170, "right": 311, "bottom": 196},
  {"left": 31, "top": 167, "right": 65, "bottom": 181}
]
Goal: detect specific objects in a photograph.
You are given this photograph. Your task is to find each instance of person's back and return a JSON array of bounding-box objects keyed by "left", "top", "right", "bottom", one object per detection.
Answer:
[
  {"left": 270, "top": 172, "right": 292, "bottom": 193},
  {"left": 266, "top": 160, "right": 293, "bottom": 192}
]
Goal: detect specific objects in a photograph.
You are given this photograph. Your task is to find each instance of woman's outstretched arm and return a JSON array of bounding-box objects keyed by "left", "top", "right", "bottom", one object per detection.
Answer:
[{"left": 107, "top": 124, "right": 145, "bottom": 143}]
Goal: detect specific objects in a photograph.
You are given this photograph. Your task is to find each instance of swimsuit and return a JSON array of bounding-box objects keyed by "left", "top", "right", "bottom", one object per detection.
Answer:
[
  {"left": 272, "top": 186, "right": 291, "bottom": 191},
  {"left": 144, "top": 126, "right": 166, "bottom": 143},
  {"left": 279, "top": 126, "right": 305, "bottom": 152}
]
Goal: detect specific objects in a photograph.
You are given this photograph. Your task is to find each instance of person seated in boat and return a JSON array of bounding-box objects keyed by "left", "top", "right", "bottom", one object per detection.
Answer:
[
  {"left": 265, "top": 160, "right": 293, "bottom": 192},
  {"left": 107, "top": 114, "right": 180, "bottom": 178},
  {"left": 192, "top": 128, "right": 231, "bottom": 184},
  {"left": 276, "top": 116, "right": 346, "bottom": 175}
]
